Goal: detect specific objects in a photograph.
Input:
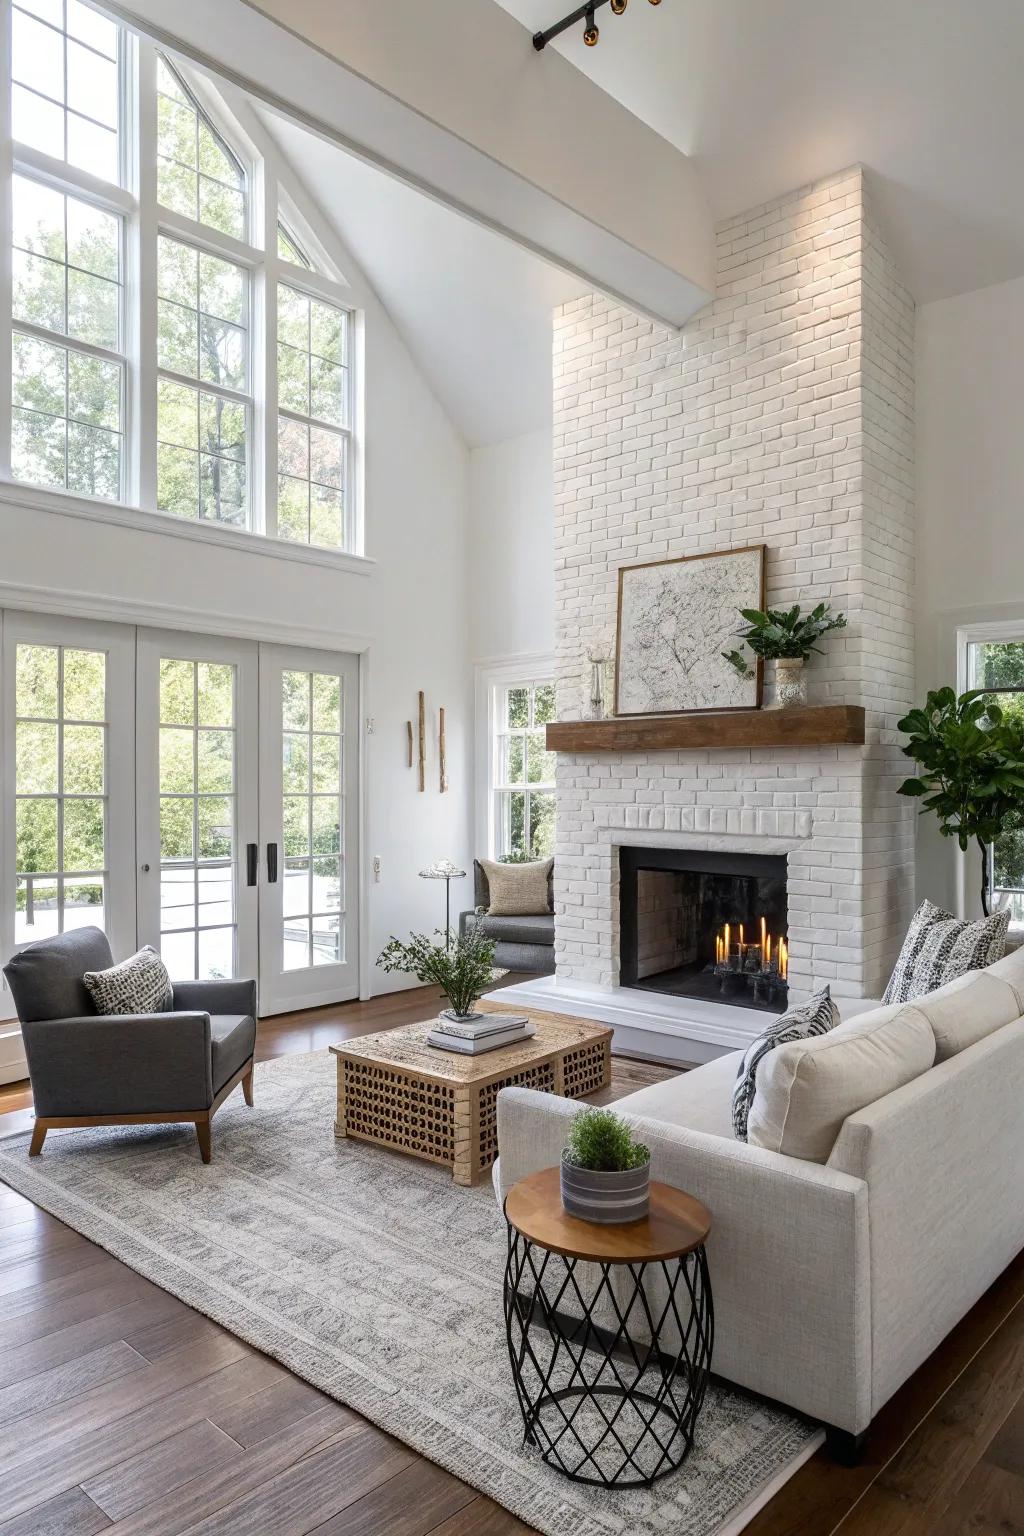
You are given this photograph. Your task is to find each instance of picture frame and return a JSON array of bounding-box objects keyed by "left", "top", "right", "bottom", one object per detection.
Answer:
[{"left": 613, "top": 544, "right": 766, "bottom": 716}]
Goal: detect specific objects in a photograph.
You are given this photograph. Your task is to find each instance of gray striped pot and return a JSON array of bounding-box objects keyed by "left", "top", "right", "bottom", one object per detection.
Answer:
[{"left": 560, "top": 1149, "right": 651, "bottom": 1225}]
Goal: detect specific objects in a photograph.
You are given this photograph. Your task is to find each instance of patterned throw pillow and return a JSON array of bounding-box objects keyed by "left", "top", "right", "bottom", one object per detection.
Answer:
[
  {"left": 883, "top": 899, "right": 1010, "bottom": 1005},
  {"left": 732, "top": 986, "right": 840, "bottom": 1142},
  {"left": 84, "top": 946, "right": 171, "bottom": 1015}
]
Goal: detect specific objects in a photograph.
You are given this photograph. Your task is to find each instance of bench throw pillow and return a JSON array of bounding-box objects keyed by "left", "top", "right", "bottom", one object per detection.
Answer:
[
  {"left": 731, "top": 985, "right": 840, "bottom": 1141},
  {"left": 882, "top": 898, "right": 1010, "bottom": 1005},
  {"left": 84, "top": 945, "right": 171, "bottom": 1015},
  {"left": 747, "top": 1001, "right": 937, "bottom": 1162},
  {"left": 479, "top": 858, "right": 553, "bottom": 917}
]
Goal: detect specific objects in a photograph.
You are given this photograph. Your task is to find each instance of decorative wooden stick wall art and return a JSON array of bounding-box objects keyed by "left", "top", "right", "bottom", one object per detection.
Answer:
[
  {"left": 439, "top": 707, "right": 448, "bottom": 792},
  {"left": 418, "top": 691, "right": 426, "bottom": 792},
  {"left": 406, "top": 720, "right": 414, "bottom": 769}
]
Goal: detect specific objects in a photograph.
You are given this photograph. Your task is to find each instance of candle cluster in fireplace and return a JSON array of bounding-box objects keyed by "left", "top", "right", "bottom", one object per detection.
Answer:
[{"left": 713, "top": 916, "right": 788, "bottom": 980}]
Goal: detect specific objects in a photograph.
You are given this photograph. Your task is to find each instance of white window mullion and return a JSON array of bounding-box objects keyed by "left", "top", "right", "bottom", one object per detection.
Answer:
[
  {"left": 256, "top": 153, "right": 274, "bottom": 537},
  {"left": 132, "top": 39, "right": 158, "bottom": 509},
  {"left": 0, "top": 1, "right": 14, "bottom": 480}
]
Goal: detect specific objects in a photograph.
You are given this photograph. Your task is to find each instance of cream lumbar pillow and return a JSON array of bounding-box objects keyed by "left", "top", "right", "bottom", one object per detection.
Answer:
[
  {"left": 910, "top": 969, "right": 1020, "bottom": 1062},
  {"left": 84, "top": 945, "right": 171, "bottom": 1015},
  {"left": 746, "top": 1001, "right": 936, "bottom": 1163},
  {"left": 480, "top": 857, "right": 553, "bottom": 917}
]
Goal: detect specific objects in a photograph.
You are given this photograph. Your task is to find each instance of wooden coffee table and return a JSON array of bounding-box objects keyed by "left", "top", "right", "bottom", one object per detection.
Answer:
[{"left": 330, "top": 1010, "right": 612, "bottom": 1186}]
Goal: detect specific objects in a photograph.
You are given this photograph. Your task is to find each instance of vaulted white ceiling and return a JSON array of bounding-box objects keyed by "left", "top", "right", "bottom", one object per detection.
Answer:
[{"left": 495, "top": 0, "right": 1024, "bottom": 304}]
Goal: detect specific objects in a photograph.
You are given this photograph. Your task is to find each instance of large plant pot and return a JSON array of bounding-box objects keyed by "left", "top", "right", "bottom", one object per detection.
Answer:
[
  {"left": 560, "top": 1149, "right": 651, "bottom": 1224},
  {"left": 772, "top": 657, "right": 808, "bottom": 709}
]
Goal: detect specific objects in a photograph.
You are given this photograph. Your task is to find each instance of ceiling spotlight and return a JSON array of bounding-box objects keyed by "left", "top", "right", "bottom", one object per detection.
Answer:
[{"left": 533, "top": 0, "right": 664, "bottom": 51}]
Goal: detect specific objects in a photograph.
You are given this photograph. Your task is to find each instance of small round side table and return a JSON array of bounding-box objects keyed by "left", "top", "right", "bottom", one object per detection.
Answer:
[{"left": 503, "top": 1167, "right": 713, "bottom": 1488}]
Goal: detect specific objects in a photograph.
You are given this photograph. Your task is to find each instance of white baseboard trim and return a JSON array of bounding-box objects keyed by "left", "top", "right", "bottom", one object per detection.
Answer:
[
  {"left": 0, "top": 1022, "right": 27, "bottom": 1086},
  {"left": 485, "top": 976, "right": 879, "bottom": 1068}
]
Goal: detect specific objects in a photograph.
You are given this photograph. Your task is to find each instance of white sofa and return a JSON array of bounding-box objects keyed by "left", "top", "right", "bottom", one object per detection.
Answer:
[{"left": 494, "top": 949, "right": 1024, "bottom": 1458}]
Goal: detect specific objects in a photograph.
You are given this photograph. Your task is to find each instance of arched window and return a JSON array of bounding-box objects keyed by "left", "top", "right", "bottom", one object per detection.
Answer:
[{"left": 156, "top": 56, "right": 246, "bottom": 241}]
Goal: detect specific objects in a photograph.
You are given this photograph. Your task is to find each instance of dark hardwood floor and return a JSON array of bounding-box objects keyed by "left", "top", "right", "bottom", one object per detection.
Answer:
[{"left": 0, "top": 982, "right": 1023, "bottom": 1533}]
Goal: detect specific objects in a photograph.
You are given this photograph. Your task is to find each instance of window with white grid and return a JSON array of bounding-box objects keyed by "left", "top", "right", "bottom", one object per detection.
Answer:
[{"left": 493, "top": 681, "right": 556, "bottom": 860}]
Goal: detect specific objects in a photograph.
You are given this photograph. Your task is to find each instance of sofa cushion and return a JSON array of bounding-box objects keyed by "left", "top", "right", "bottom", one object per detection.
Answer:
[
  {"left": 911, "top": 969, "right": 1021, "bottom": 1062},
  {"left": 84, "top": 945, "right": 171, "bottom": 1016},
  {"left": 612, "top": 1050, "right": 742, "bottom": 1140},
  {"left": 3, "top": 925, "right": 112, "bottom": 1023},
  {"left": 479, "top": 858, "right": 553, "bottom": 917},
  {"left": 986, "top": 945, "right": 1024, "bottom": 1012},
  {"left": 732, "top": 986, "right": 840, "bottom": 1141},
  {"left": 210, "top": 1014, "right": 256, "bottom": 1093},
  {"left": 473, "top": 912, "right": 554, "bottom": 946},
  {"left": 883, "top": 898, "right": 1010, "bottom": 1004},
  {"left": 747, "top": 1002, "right": 936, "bottom": 1162}
]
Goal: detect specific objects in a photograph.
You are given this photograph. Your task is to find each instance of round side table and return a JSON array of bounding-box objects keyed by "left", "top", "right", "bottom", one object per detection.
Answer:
[{"left": 503, "top": 1166, "right": 713, "bottom": 1488}]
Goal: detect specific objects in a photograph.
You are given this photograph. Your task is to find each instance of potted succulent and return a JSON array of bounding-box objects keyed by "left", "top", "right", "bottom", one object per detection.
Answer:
[
  {"left": 723, "top": 602, "right": 847, "bottom": 708},
  {"left": 560, "top": 1107, "right": 651, "bottom": 1224},
  {"left": 377, "top": 923, "right": 497, "bottom": 1022}
]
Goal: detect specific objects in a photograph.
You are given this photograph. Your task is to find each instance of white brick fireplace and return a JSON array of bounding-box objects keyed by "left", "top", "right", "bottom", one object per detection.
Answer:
[{"left": 496, "top": 168, "right": 916, "bottom": 1063}]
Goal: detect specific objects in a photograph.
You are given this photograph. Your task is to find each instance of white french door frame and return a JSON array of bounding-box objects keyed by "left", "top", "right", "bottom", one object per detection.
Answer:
[
  {"left": 1, "top": 609, "right": 137, "bottom": 979},
  {"left": 1, "top": 583, "right": 372, "bottom": 1015},
  {"left": 135, "top": 627, "right": 259, "bottom": 988}
]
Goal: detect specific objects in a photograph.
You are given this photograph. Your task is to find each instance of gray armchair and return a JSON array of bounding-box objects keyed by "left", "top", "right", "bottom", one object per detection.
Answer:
[{"left": 2, "top": 927, "right": 257, "bottom": 1163}]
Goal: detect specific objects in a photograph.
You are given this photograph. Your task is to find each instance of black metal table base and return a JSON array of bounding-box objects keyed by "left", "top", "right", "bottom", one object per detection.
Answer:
[{"left": 503, "top": 1227, "right": 714, "bottom": 1488}]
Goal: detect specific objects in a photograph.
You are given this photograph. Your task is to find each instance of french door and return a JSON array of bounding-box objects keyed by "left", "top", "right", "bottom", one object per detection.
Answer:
[
  {"left": 134, "top": 634, "right": 359, "bottom": 1013},
  {"left": 257, "top": 646, "right": 359, "bottom": 1014},
  {"left": 2, "top": 610, "right": 360, "bottom": 1019}
]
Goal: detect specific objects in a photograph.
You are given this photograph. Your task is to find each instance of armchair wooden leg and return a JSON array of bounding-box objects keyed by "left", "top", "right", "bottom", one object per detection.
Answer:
[
  {"left": 29, "top": 1121, "right": 47, "bottom": 1157},
  {"left": 242, "top": 1066, "right": 254, "bottom": 1107},
  {"left": 195, "top": 1119, "right": 212, "bottom": 1163}
]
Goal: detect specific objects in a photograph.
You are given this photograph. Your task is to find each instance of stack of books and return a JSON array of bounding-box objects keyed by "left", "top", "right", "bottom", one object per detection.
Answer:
[{"left": 427, "top": 1013, "right": 534, "bottom": 1055}]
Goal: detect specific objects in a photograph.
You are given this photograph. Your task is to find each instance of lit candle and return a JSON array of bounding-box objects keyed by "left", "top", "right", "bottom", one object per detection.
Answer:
[
  {"left": 761, "top": 915, "right": 766, "bottom": 955},
  {"left": 780, "top": 938, "right": 788, "bottom": 980},
  {"left": 724, "top": 922, "right": 730, "bottom": 958},
  {"left": 739, "top": 923, "right": 745, "bottom": 949},
  {"left": 765, "top": 932, "right": 772, "bottom": 967}
]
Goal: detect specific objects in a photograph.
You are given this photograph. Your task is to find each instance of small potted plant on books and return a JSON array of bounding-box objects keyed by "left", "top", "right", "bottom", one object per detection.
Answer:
[
  {"left": 377, "top": 923, "right": 498, "bottom": 1024},
  {"left": 561, "top": 1107, "right": 651, "bottom": 1225}
]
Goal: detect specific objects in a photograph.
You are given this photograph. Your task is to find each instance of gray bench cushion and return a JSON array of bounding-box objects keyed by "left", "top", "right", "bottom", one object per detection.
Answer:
[
  {"left": 474, "top": 913, "right": 554, "bottom": 946},
  {"left": 211, "top": 1014, "right": 256, "bottom": 1093}
]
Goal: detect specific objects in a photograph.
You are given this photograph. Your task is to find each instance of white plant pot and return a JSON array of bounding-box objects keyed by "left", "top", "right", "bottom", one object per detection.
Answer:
[{"left": 772, "top": 658, "right": 808, "bottom": 709}]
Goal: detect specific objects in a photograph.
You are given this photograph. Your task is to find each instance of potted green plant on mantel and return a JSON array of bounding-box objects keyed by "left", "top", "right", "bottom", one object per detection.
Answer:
[
  {"left": 723, "top": 602, "right": 848, "bottom": 708},
  {"left": 377, "top": 924, "right": 497, "bottom": 1022},
  {"left": 898, "top": 687, "right": 1024, "bottom": 916},
  {"left": 561, "top": 1107, "right": 651, "bottom": 1225}
]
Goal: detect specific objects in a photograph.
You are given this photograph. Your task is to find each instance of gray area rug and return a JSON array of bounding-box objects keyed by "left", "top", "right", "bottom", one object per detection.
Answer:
[{"left": 0, "top": 1050, "right": 821, "bottom": 1536}]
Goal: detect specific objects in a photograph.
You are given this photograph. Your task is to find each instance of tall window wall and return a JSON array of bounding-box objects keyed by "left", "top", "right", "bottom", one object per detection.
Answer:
[{"left": 3, "top": 3, "right": 358, "bottom": 553}]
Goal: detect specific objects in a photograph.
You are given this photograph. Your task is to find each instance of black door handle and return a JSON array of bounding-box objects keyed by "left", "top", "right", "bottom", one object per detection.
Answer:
[
  {"left": 267, "top": 842, "right": 278, "bottom": 883},
  {"left": 246, "top": 843, "right": 258, "bottom": 886}
]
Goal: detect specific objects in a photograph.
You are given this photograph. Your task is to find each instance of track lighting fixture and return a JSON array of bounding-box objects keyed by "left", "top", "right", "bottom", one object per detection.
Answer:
[{"left": 532, "top": 0, "right": 664, "bottom": 51}]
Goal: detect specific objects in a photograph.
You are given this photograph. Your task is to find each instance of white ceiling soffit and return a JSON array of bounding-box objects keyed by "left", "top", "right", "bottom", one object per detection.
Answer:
[
  {"left": 259, "top": 107, "right": 586, "bottom": 446},
  {"left": 494, "top": 0, "right": 1024, "bottom": 305},
  {"left": 109, "top": 0, "right": 714, "bottom": 327}
]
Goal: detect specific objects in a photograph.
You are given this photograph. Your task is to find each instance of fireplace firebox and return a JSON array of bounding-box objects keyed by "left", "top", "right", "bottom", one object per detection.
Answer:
[{"left": 619, "top": 847, "right": 789, "bottom": 1014}]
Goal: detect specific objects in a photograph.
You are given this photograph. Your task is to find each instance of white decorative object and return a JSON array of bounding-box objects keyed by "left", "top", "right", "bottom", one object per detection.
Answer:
[
  {"left": 614, "top": 545, "right": 765, "bottom": 716},
  {"left": 772, "top": 657, "right": 808, "bottom": 709}
]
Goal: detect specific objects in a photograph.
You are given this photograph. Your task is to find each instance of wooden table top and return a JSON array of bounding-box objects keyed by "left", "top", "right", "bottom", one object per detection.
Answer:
[
  {"left": 328, "top": 1008, "right": 612, "bottom": 1086},
  {"left": 504, "top": 1167, "right": 711, "bottom": 1262}
]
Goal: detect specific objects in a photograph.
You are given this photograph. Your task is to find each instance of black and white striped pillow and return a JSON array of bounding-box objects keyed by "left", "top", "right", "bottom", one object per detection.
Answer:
[
  {"left": 84, "top": 946, "right": 171, "bottom": 1015},
  {"left": 883, "top": 899, "right": 1010, "bottom": 1005},
  {"left": 732, "top": 986, "right": 840, "bottom": 1142}
]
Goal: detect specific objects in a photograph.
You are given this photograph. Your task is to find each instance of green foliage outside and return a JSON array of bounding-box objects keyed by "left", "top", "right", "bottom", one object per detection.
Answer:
[
  {"left": 502, "top": 682, "right": 556, "bottom": 859},
  {"left": 724, "top": 603, "right": 848, "bottom": 676},
  {"left": 377, "top": 924, "right": 497, "bottom": 1018},
  {"left": 898, "top": 686, "right": 1024, "bottom": 915},
  {"left": 565, "top": 1107, "right": 650, "bottom": 1172}
]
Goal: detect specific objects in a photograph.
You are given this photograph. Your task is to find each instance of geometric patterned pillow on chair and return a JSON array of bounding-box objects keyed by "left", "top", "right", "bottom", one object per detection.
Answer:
[
  {"left": 731, "top": 985, "right": 840, "bottom": 1141},
  {"left": 83, "top": 945, "right": 171, "bottom": 1015}
]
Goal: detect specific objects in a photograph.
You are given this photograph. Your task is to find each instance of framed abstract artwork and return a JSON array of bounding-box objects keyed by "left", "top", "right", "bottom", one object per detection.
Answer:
[{"left": 614, "top": 545, "right": 766, "bottom": 716}]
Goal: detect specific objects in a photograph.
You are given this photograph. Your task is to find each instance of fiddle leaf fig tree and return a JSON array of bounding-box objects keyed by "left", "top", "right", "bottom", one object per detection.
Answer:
[{"left": 897, "top": 687, "right": 1024, "bottom": 916}]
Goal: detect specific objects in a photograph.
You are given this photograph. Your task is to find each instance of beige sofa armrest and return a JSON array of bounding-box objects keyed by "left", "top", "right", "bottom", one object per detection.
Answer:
[{"left": 495, "top": 1085, "right": 871, "bottom": 1433}]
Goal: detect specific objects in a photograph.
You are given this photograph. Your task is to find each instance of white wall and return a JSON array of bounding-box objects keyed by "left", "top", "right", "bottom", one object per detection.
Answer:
[
  {"left": 916, "top": 274, "right": 1024, "bottom": 908},
  {"left": 0, "top": 262, "right": 472, "bottom": 999},
  {"left": 469, "top": 428, "right": 554, "bottom": 663}
]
